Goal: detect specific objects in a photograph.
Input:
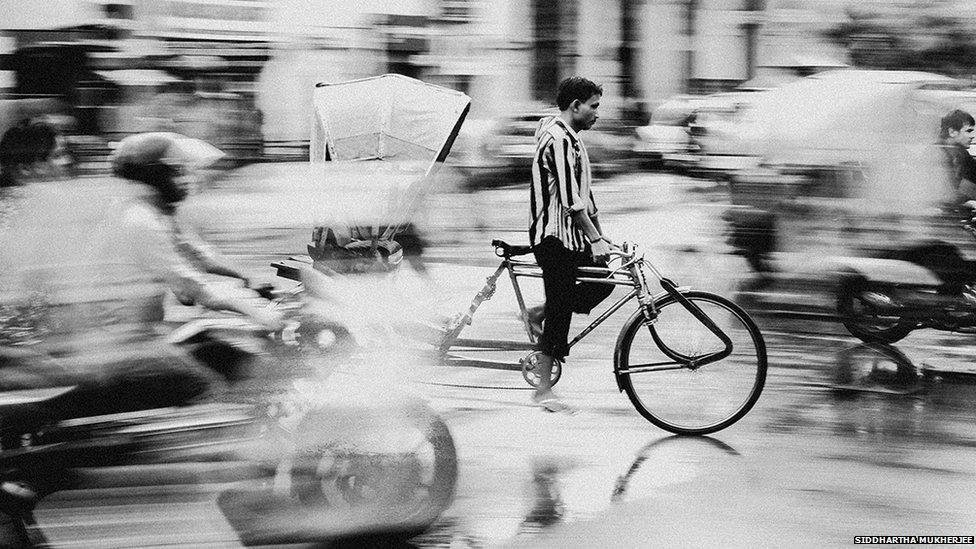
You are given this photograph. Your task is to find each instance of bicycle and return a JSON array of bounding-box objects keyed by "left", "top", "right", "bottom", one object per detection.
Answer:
[
  {"left": 272, "top": 237, "right": 767, "bottom": 435},
  {"left": 437, "top": 238, "right": 768, "bottom": 435}
]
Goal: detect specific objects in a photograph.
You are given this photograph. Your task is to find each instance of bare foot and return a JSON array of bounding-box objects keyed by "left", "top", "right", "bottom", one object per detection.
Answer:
[{"left": 532, "top": 391, "right": 577, "bottom": 414}]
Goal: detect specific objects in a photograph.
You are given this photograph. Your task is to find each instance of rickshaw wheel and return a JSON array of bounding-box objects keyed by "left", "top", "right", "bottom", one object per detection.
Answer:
[{"left": 521, "top": 351, "right": 563, "bottom": 388}]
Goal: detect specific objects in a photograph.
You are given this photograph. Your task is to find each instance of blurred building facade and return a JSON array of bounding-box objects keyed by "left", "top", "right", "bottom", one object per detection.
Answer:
[
  {"left": 259, "top": 0, "right": 774, "bottom": 140},
  {"left": 4, "top": 0, "right": 976, "bottom": 149},
  {"left": 2, "top": 0, "right": 273, "bottom": 163}
]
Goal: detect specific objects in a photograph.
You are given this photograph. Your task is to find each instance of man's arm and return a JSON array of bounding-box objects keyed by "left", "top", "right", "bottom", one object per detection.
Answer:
[
  {"left": 571, "top": 210, "right": 611, "bottom": 261},
  {"left": 958, "top": 179, "right": 976, "bottom": 201},
  {"left": 125, "top": 206, "right": 281, "bottom": 329},
  {"left": 550, "top": 137, "right": 588, "bottom": 217},
  {"left": 173, "top": 218, "right": 250, "bottom": 284},
  {"left": 571, "top": 210, "right": 601, "bottom": 242}
]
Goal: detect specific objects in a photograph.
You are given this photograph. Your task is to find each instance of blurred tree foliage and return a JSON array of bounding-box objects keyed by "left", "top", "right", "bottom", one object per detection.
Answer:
[{"left": 824, "top": 5, "right": 976, "bottom": 78}]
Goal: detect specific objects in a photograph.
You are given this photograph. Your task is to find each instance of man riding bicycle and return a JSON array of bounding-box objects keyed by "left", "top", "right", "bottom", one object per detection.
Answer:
[{"left": 527, "top": 76, "right": 615, "bottom": 412}]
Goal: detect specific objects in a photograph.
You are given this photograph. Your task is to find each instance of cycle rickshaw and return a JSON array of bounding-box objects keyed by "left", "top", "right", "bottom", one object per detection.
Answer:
[{"left": 272, "top": 75, "right": 767, "bottom": 435}]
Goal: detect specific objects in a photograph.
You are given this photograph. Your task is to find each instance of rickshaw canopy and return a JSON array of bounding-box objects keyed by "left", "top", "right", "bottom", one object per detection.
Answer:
[
  {"left": 311, "top": 73, "right": 470, "bottom": 170},
  {"left": 308, "top": 74, "right": 470, "bottom": 236}
]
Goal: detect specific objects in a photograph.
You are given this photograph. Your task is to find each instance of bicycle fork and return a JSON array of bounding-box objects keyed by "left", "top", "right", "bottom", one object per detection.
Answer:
[
  {"left": 613, "top": 277, "right": 735, "bottom": 392},
  {"left": 655, "top": 278, "right": 734, "bottom": 368}
]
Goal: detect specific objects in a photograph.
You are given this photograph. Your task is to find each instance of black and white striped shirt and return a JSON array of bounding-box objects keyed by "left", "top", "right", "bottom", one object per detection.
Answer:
[{"left": 529, "top": 117, "right": 597, "bottom": 252}]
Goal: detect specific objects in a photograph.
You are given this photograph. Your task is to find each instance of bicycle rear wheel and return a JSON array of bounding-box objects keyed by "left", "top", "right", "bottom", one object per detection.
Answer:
[{"left": 615, "top": 291, "right": 766, "bottom": 435}]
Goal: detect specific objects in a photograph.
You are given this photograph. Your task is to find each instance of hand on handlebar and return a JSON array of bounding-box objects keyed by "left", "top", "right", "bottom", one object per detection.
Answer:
[
  {"left": 607, "top": 241, "right": 636, "bottom": 258},
  {"left": 590, "top": 238, "right": 612, "bottom": 262}
]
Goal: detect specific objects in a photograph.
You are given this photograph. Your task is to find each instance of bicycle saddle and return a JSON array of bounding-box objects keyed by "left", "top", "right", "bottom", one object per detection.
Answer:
[{"left": 492, "top": 240, "right": 533, "bottom": 258}]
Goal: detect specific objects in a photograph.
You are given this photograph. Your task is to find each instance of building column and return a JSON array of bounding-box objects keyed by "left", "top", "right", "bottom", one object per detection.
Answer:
[
  {"left": 635, "top": 0, "right": 691, "bottom": 106},
  {"left": 574, "top": 0, "right": 622, "bottom": 117}
]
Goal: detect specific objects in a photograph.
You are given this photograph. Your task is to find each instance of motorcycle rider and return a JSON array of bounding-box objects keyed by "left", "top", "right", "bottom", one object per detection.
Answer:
[
  {"left": 940, "top": 109, "right": 976, "bottom": 207},
  {"left": 907, "top": 109, "right": 976, "bottom": 297},
  {"left": 73, "top": 131, "right": 283, "bottom": 410},
  {"left": 881, "top": 110, "right": 976, "bottom": 304},
  {"left": 0, "top": 132, "right": 284, "bottom": 513}
]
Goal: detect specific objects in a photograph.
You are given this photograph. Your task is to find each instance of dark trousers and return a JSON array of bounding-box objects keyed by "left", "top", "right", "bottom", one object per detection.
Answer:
[
  {"left": 534, "top": 236, "right": 614, "bottom": 360},
  {"left": 0, "top": 342, "right": 222, "bottom": 432},
  {"left": 897, "top": 240, "right": 976, "bottom": 293}
]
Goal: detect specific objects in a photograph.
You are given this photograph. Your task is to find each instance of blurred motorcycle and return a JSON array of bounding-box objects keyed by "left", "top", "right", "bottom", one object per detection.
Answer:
[
  {"left": 0, "top": 283, "right": 457, "bottom": 548},
  {"left": 836, "top": 215, "right": 976, "bottom": 344}
]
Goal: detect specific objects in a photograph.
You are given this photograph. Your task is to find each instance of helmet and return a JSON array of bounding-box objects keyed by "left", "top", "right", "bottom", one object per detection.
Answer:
[{"left": 111, "top": 132, "right": 224, "bottom": 183}]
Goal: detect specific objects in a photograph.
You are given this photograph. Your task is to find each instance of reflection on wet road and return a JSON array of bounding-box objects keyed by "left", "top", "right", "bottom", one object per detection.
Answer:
[{"left": 407, "top": 326, "right": 976, "bottom": 548}]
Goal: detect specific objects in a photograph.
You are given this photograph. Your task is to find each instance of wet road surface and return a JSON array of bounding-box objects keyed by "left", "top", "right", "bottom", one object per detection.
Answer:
[
  {"left": 187, "top": 166, "right": 976, "bottom": 547},
  {"left": 22, "top": 167, "right": 976, "bottom": 547}
]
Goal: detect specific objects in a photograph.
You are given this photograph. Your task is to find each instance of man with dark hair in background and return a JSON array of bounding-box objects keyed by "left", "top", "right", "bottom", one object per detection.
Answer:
[{"left": 939, "top": 108, "right": 976, "bottom": 204}]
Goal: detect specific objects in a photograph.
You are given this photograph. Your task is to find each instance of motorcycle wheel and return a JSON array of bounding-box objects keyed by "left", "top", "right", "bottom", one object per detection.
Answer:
[
  {"left": 290, "top": 406, "right": 457, "bottom": 541},
  {"left": 837, "top": 275, "right": 913, "bottom": 344}
]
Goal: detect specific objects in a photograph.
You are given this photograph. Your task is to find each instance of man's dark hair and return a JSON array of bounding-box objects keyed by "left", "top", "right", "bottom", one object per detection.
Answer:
[
  {"left": 0, "top": 119, "right": 59, "bottom": 187},
  {"left": 555, "top": 76, "right": 603, "bottom": 111},
  {"left": 940, "top": 109, "right": 975, "bottom": 140}
]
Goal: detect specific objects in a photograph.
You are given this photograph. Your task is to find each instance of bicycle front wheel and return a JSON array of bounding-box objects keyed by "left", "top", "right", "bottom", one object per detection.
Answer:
[{"left": 615, "top": 290, "right": 766, "bottom": 435}]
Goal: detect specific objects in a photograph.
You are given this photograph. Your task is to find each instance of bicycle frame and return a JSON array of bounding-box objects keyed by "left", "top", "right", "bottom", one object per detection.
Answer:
[{"left": 442, "top": 247, "right": 735, "bottom": 371}]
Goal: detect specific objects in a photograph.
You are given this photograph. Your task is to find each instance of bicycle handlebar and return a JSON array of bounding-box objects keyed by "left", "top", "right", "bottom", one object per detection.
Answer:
[{"left": 608, "top": 241, "right": 638, "bottom": 260}]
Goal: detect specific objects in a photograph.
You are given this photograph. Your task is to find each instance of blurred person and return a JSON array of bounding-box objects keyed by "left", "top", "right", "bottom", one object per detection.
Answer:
[
  {"left": 895, "top": 110, "right": 976, "bottom": 299},
  {"left": 0, "top": 131, "right": 284, "bottom": 513},
  {"left": 0, "top": 119, "right": 94, "bottom": 511},
  {"left": 104, "top": 131, "right": 277, "bottom": 309},
  {"left": 0, "top": 132, "right": 284, "bottom": 440},
  {"left": 940, "top": 109, "right": 976, "bottom": 206},
  {"left": 0, "top": 118, "right": 69, "bottom": 189},
  {"left": 0, "top": 119, "right": 70, "bottom": 347},
  {"left": 527, "top": 76, "right": 615, "bottom": 412}
]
